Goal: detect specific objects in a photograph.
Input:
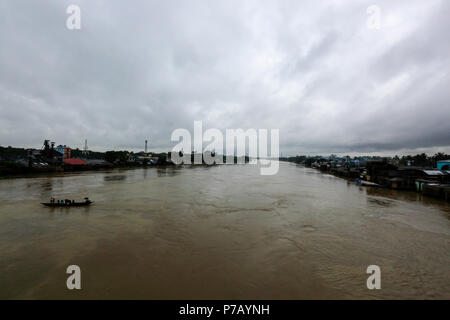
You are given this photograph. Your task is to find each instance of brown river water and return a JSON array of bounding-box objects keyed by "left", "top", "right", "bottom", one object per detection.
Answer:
[{"left": 0, "top": 162, "right": 449, "bottom": 299}]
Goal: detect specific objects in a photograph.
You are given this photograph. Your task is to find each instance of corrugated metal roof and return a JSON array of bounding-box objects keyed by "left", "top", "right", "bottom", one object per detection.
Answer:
[
  {"left": 63, "top": 158, "right": 87, "bottom": 165},
  {"left": 422, "top": 170, "right": 444, "bottom": 175}
]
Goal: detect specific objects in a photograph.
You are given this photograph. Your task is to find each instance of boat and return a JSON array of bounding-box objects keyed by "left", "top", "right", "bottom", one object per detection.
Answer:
[
  {"left": 356, "top": 178, "right": 380, "bottom": 187},
  {"left": 41, "top": 198, "right": 93, "bottom": 207}
]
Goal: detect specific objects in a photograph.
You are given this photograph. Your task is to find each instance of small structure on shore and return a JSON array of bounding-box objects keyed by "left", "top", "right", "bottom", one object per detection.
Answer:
[
  {"left": 63, "top": 158, "right": 88, "bottom": 171},
  {"left": 63, "top": 158, "right": 87, "bottom": 166},
  {"left": 55, "top": 145, "right": 71, "bottom": 160},
  {"left": 437, "top": 160, "right": 450, "bottom": 170}
]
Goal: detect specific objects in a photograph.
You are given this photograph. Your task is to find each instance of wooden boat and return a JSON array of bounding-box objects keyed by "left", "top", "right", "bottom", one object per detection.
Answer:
[
  {"left": 41, "top": 200, "right": 93, "bottom": 207},
  {"left": 356, "top": 178, "right": 379, "bottom": 187}
]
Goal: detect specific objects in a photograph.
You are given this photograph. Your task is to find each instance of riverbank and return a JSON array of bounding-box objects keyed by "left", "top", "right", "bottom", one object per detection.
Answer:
[
  {"left": 1, "top": 143, "right": 250, "bottom": 178},
  {"left": 289, "top": 161, "right": 450, "bottom": 203}
]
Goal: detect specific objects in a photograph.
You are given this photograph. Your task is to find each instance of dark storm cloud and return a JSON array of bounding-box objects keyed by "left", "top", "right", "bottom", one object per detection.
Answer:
[{"left": 0, "top": 0, "right": 449, "bottom": 154}]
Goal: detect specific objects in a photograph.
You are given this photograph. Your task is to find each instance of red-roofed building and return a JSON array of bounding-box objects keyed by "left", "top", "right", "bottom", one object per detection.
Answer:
[{"left": 63, "top": 158, "right": 87, "bottom": 166}]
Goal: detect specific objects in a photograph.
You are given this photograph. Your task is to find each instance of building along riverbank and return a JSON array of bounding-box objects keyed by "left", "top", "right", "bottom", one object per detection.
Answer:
[{"left": 282, "top": 156, "right": 450, "bottom": 202}]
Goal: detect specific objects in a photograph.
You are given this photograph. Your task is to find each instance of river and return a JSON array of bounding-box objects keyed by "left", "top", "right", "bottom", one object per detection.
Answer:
[{"left": 0, "top": 162, "right": 449, "bottom": 299}]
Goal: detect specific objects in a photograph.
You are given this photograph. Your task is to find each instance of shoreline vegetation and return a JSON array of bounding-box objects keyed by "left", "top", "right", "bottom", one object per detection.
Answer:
[
  {"left": 280, "top": 153, "right": 450, "bottom": 168},
  {"left": 0, "top": 145, "right": 250, "bottom": 178}
]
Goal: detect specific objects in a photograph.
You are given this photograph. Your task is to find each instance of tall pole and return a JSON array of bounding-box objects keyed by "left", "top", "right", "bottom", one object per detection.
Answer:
[
  {"left": 145, "top": 140, "right": 148, "bottom": 154},
  {"left": 83, "top": 139, "right": 88, "bottom": 156}
]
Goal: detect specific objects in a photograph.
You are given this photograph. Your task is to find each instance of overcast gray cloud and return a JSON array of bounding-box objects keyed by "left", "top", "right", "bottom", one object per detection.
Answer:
[{"left": 0, "top": 0, "right": 449, "bottom": 155}]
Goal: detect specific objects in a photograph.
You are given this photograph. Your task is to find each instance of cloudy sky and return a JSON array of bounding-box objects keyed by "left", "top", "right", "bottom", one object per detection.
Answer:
[{"left": 0, "top": 0, "right": 449, "bottom": 155}]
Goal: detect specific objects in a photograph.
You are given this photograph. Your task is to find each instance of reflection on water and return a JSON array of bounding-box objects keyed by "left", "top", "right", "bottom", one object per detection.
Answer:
[
  {"left": 365, "top": 186, "right": 450, "bottom": 216},
  {"left": 0, "top": 163, "right": 449, "bottom": 299},
  {"left": 104, "top": 174, "right": 127, "bottom": 182},
  {"left": 367, "top": 197, "right": 395, "bottom": 208},
  {"left": 157, "top": 167, "right": 182, "bottom": 177}
]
